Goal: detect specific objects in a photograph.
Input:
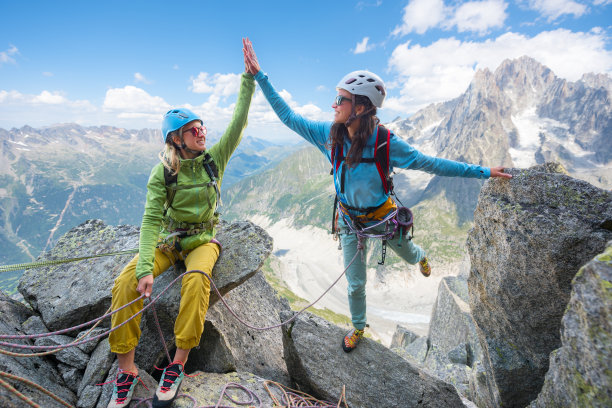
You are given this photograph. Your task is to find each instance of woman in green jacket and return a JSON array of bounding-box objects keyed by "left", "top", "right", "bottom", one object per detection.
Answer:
[{"left": 106, "top": 60, "right": 255, "bottom": 407}]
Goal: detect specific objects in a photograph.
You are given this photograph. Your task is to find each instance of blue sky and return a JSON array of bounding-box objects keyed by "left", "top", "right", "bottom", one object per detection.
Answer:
[{"left": 1, "top": 0, "right": 611, "bottom": 143}]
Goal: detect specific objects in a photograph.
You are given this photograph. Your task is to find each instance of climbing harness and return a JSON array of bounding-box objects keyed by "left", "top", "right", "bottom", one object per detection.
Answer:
[
  {"left": 0, "top": 244, "right": 364, "bottom": 407},
  {"left": 330, "top": 125, "right": 415, "bottom": 264}
]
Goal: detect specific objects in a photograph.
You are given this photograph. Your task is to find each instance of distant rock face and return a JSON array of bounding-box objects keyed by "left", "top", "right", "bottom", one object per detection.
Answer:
[
  {"left": 388, "top": 56, "right": 611, "bottom": 228},
  {"left": 531, "top": 241, "right": 612, "bottom": 407},
  {"left": 280, "top": 311, "right": 465, "bottom": 408},
  {"left": 467, "top": 163, "right": 612, "bottom": 407}
]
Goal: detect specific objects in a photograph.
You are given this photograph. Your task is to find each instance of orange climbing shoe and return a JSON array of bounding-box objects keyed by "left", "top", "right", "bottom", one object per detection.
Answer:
[
  {"left": 419, "top": 257, "right": 431, "bottom": 277},
  {"left": 342, "top": 328, "right": 365, "bottom": 353}
]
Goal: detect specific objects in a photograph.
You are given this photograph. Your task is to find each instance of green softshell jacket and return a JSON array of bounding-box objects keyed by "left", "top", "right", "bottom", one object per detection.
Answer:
[{"left": 135, "top": 73, "right": 256, "bottom": 280}]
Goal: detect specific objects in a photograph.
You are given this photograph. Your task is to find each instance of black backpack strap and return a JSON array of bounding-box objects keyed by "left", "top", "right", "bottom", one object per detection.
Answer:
[
  {"left": 202, "top": 152, "right": 219, "bottom": 180},
  {"left": 163, "top": 153, "right": 220, "bottom": 217},
  {"left": 203, "top": 153, "right": 221, "bottom": 214},
  {"left": 163, "top": 166, "right": 178, "bottom": 216},
  {"left": 374, "top": 125, "right": 392, "bottom": 194}
]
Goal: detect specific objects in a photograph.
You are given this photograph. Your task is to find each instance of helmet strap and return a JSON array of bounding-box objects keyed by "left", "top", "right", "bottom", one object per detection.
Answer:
[{"left": 172, "top": 133, "right": 203, "bottom": 157}]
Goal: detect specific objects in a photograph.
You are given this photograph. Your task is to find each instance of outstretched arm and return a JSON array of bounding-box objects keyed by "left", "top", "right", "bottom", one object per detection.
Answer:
[{"left": 241, "top": 37, "right": 331, "bottom": 151}]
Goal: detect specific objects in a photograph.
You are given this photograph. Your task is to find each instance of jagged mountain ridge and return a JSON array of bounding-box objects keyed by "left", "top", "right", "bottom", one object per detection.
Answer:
[
  {"left": 388, "top": 55, "right": 611, "bottom": 186},
  {"left": 223, "top": 56, "right": 611, "bottom": 264},
  {"left": 385, "top": 55, "right": 611, "bottom": 223}
]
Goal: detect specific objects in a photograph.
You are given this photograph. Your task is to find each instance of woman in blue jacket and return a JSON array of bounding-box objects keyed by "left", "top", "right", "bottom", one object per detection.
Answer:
[{"left": 242, "top": 38, "right": 511, "bottom": 352}]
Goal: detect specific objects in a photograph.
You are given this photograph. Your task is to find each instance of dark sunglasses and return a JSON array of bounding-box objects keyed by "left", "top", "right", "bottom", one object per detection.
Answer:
[
  {"left": 334, "top": 95, "right": 352, "bottom": 106},
  {"left": 183, "top": 125, "right": 207, "bottom": 138}
]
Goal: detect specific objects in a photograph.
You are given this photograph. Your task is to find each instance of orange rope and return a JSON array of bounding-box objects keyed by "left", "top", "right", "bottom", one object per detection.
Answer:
[{"left": 0, "top": 371, "right": 72, "bottom": 407}]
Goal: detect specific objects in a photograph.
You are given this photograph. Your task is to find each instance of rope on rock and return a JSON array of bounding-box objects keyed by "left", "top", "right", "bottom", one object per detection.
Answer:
[
  {"left": 0, "top": 371, "right": 72, "bottom": 408},
  {"left": 0, "top": 248, "right": 139, "bottom": 274},
  {"left": 0, "top": 244, "right": 363, "bottom": 407}
]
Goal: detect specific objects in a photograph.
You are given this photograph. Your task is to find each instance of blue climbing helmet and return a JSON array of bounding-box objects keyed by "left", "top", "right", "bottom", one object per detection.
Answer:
[{"left": 161, "top": 108, "right": 202, "bottom": 144}]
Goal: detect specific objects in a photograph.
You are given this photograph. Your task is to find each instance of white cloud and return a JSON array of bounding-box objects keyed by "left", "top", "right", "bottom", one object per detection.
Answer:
[
  {"left": 190, "top": 72, "right": 241, "bottom": 97},
  {"left": 0, "top": 90, "right": 24, "bottom": 103},
  {"left": 527, "top": 0, "right": 588, "bottom": 20},
  {"left": 103, "top": 86, "right": 169, "bottom": 113},
  {"left": 386, "top": 28, "right": 612, "bottom": 115},
  {"left": 0, "top": 45, "right": 19, "bottom": 65},
  {"left": 393, "top": 0, "right": 507, "bottom": 35},
  {"left": 0, "top": 89, "right": 98, "bottom": 129},
  {"left": 134, "top": 72, "right": 151, "bottom": 84},
  {"left": 393, "top": 0, "right": 446, "bottom": 35},
  {"left": 354, "top": 37, "right": 374, "bottom": 54},
  {"left": 42, "top": 72, "right": 54, "bottom": 77},
  {"left": 592, "top": 0, "right": 612, "bottom": 5},
  {"left": 316, "top": 85, "right": 328, "bottom": 92},
  {"left": 33, "top": 91, "right": 67, "bottom": 104},
  {"left": 448, "top": 0, "right": 507, "bottom": 34},
  {"left": 247, "top": 89, "right": 331, "bottom": 126}
]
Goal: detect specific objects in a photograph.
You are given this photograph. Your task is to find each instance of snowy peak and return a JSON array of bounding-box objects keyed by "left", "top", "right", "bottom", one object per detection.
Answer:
[{"left": 390, "top": 55, "right": 611, "bottom": 189}]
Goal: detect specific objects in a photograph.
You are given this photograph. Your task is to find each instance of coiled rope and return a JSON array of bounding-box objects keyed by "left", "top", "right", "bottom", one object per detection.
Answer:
[{"left": 0, "top": 244, "right": 363, "bottom": 407}]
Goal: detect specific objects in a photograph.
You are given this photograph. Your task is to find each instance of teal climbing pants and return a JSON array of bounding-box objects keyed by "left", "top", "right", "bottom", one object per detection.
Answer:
[{"left": 338, "top": 214, "right": 426, "bottom": 330}]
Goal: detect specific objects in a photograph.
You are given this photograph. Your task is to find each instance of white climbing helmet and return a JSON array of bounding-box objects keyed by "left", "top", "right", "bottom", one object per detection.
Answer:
[{"left": 336, "top": 70, "right": 386, "bottom": 108}]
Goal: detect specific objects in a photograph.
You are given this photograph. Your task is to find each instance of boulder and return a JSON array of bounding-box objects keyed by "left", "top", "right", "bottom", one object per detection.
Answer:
[
  {"left": 530, "top": 241, "right": 612, "bottom": 407},
  {"left": 18, "top": 220, "right": 139, "bottom": 332},
  {"left": 0, "top": 292, "right": 77, "bottom": 408},
  {"left": 133, "top": 220, "right": 273, "bottom": 372},
  {"left": 280, "top": 311, "right": 465, "bottom": 407},
  {"left": 427, "top": 276, "right": 481, "bottom": 365},
  {"left": 190, "top": 271, "right": 291, "bottom": 384},
  {"left": 16, "top": 219, "right": 273, "bottom": 373},
  {"left": 175, "top": 371, "right": 278, "bottom": 407},
  {"left": 466, "top": 163, "right": 612, "bottom": 407},
  {"left": 390, "top": 325, "right": 419, "bottom": 349}
]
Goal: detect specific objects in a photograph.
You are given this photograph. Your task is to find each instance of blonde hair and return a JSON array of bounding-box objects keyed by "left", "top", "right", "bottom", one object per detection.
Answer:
[{"left": 159, "top": 130, "right": 182, "bottom": 175}]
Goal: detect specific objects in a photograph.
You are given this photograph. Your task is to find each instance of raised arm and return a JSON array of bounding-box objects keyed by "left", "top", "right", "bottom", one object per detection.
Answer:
[{"left": 242, "top": 37, "right": 331, "bottom": 152}]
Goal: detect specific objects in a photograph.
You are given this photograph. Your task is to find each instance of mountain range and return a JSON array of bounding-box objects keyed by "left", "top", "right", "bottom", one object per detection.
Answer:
[
  {"left": 222, "top": 56, "right": 611, "bottom": 266},
  {"left": 0, "top": 126, "right": 294, "bottom": 269},
  {"left": 1, "top": 55, "right": 610, "bottom": 295}
]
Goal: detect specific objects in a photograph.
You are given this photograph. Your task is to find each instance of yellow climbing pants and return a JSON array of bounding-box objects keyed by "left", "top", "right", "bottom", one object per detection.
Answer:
[{"left": 109, "top": 242, "right": 220, "bottom": 354}]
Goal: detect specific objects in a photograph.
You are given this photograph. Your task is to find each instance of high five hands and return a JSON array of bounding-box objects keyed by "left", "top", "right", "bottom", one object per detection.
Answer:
[
  {"left": 243, "top": 37, "right": 260, "bottom": 76},
  {"left": 241, "top": 37, "right": 512, "bottom": 181}
]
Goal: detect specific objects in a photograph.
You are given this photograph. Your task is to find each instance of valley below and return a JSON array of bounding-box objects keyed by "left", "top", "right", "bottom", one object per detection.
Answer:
[{"left": 250, "top": 214, "right": 469, "bottom": 346}]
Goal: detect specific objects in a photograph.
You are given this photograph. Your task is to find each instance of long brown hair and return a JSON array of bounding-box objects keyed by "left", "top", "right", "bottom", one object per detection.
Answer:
[{"left": 326, "top": 94, "right": 379, "bottom": 168}]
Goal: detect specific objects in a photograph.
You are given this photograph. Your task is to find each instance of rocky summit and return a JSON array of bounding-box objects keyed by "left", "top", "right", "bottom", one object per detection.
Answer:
[{"left": 1, "top": 162, "right": 611, "bottom": 407}]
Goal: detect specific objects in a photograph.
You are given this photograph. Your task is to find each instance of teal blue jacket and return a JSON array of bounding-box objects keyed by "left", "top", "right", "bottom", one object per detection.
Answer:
[{"left": 254, "top": 71, "right": 490, "bottom": 214}]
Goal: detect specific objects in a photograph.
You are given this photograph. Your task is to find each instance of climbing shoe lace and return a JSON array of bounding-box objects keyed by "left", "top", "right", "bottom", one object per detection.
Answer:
[
  {"left": 105, "top": 370, "right": 144, "bottom": 408},
  {"left": 342, "top": 328, "right": 365, "bottom": 353},
  {"left": 419, "top": 257, "right": 431, "bottom": 277},
  {"left": 153, "top": 361, "right": 185, "bottom": 408}
]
